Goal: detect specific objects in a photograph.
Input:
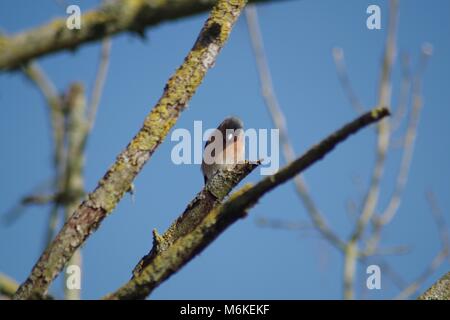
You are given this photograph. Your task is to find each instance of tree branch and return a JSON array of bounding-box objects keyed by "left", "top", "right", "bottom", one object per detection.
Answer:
[
  {"left": 87, "top": 38, "right": 111, "bottom": 132},
  {"left": 13, "top": 0, "right": 248, "bottom": 300},
  {"left": 245, "top": 5, "right": 345, "bottom": 251},
  {"left": 104, "top": 106, "right": 389, "bottom": 300},
  {"left": 418, "top": 271, "right": 450, "bottom": 300},
  {"left": 363, "top": 44, "right": 432, "bottom": 257},
  {"left": 344, "top": 0, "right": 398, "bottom": 300},
  {"left": 62, "top": 83, "right": 88, "bottom": 300},
  {"left": 332, "top": 46, "right": 365, "bottom": 114},
  {"left": 132, "top": 161, "right": 260, "bottom": 277},
  {"left": 0, "top": 0, "right": 289, "bottom": 71},
  {"left": 395, "top": 191, "right": 450, "bottom": 300},
  {"left": 0, "top": 273, "right": 18, "bottom": 299}
]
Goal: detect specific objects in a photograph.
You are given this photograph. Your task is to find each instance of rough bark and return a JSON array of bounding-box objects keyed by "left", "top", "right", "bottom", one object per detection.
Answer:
[
  {"left": 104, "top": 106, "right": 389, "bottom": 300},
  {"left": 13, "top": 0, "right": 248, "bottom": 299},
  {"left": 0, "top": 0, "right": 288, "bottom": 71},
  {"left": 132, "top": 161, "right": 260, "bottom": 277},
  {"left": 418, "top": 271, "right": 450, "bottom": 300}
]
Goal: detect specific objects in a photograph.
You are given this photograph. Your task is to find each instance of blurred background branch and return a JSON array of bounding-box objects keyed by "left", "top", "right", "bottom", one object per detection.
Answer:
[
  {"left": 0, "top": 0, "right": 291, "bottom": 71},
  {"left": 245, "top": 4, "right": 346, "bottom": 252},
  {"left": 245, "top": 0, "right": 445, "bottom": 300},
  {"left": 395, "top": 191, "right": 450, "bottom": 299},
  {"left": 4, "top": 37, "right": 112, "bottom": 299},
  {"left": 332, "top": 46, "right": 365, "bottom": 114},
  {"left": 1, "top": 0, "right": 447, "bottom": 301},
  {"left": 0, "top": 273, "right": 18, "bottom": 299}
]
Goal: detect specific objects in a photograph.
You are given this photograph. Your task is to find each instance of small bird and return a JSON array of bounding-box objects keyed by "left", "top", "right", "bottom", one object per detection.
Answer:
[{"left": 201, "top": 117, "right": 245, "bottom": 184}]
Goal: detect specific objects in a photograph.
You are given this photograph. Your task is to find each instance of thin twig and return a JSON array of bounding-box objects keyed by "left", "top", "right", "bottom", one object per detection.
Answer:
[
  {"left": 351, "top": 0, "right": 398, "bottom": 243},
  {"left": 256, "top": 217, "right": 312, "bottom": 231},
  {"left": 20, "top": 63, "right": 68, "bottom": 268},
  {"left": 44, "top": 206, "right": 60, "bottom": 248},
  {"left": 87, "top": 38, "right": 111, "bottom": 132},
  {"left": 2, "top": 190, "right": 55, "bottom": 226},
  {"left": 343, "top": 0, "right": 399, "bottom": 300},
  {"left": 364, "top": 43, "right": 432, "bottom": 256},
  {"left": 391, "top": 53, "right": 412, "bottom": 131},
  {"left": 332, "top": 47, "right": 365, "bottom": 114},
  {"left": 379, "top": 44, "right": 432, "bottom": 225},
  {"left": 395, "top": 191, "right": 450, "bottom": 300},
  {"left": 245, "top": 4, "right": 345, "bottom": 251}
]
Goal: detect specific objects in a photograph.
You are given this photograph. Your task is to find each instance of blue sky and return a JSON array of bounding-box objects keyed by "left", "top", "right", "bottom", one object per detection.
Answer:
[{"left": 0, "top": 0, "right": 449, "bottom": 299}]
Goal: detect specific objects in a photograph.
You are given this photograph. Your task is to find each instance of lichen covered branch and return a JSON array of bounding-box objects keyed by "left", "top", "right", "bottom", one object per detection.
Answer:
[
  {"left": 13, "top": 0, "right": 248, "bottom": 299},
  {"left": 132, "top": 161, "right": 260, "bottom": 277},
  {"left": 0, "top": 0, "right": 282, "bottom": 71},
  {"left": 105, "top": 106, "right": 389, "bottom": 300},
  {"left": 418, "top": 271, "right": 450, "bottom": 300}
]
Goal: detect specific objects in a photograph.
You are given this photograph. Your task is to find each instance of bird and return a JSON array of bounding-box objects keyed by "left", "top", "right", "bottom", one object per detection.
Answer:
[{"left": 201, "top": 116, "right": 245, "bottom": 184}]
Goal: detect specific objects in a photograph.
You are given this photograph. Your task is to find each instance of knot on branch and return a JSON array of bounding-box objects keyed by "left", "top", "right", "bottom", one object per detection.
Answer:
[
  {"left": 152, "top": 228, "right": 167, "bottom": 253},
  {"left": 197, "top": 22, "right": 222, "bottom": 48}
]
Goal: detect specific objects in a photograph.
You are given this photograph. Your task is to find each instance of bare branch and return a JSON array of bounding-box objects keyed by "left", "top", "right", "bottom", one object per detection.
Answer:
[
  {"left": 22, "top": 62, "right": 65, "bottom": 176},
  {"left": 245, "top": 4, "right": 345, "bottom": 251},
  {"left": 256, "top": 217, "right": 312, "bottom": 231},
  {"left": 0, "top": 0, "right": 289, "bottom": 71},
  {"left": 21, "top": 63, "right": 60, "bottom": 111},
  {"left": 351, "top": 0, "right": 398, "bottom": 243},
  {"left": 13, "top": 0, "right": 248, "bottom": 300},
  {"left": 132, "top": 161, "right": 260, "bottom": 277},
  {"left": 363, "top": 43, "right": 432, "bottom": 257},
  {"left": 105, "top": 106, "right": 389, "bottom": 300},
  {"left": 2, "top": 192, "right": 55, "bottom": 226},
  {"left": 87, "top": 38, "right": 112, "bottom": 132},
  {"left": 62, "top": 83, "right": 88, "bottom": 300},
  {"left": 418, "top": 271, "right": 450, "bottom": 300},
  {"left": 379, "top": 44, "right": 432, "bottom": 225},
  {"left": 391, "top": 53, "right": 412, "bottom": 131},
  {"left": 395, "top": 191, "right": 450, "bottom": 300},
  {"left": 332, "top": 47, "right": 365, "bottom": 113},
  {"left": 20, "top": 63, "right": 68, "bottom": 259},
  {"left": 344, "top": 0, "right": 399, "bottom": 300}
]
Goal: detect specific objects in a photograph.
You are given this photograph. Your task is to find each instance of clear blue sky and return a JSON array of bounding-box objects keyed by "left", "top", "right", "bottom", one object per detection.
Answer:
[{"left": 0, "top": 0, "right": 449, "bottom": 299}]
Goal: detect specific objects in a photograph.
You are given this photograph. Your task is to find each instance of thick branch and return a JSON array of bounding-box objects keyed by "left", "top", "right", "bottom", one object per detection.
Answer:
[
  {"left": 132, "top": 161, "right": 260, "bottom": 277},
  {"left": 0, "top": 0, "right": 287, "bottom": 71},
  {"left": 105, "top": 106, "right": 389, "bottom": 300},
  {"left": 418, "top": 271, "right": 450, "bottom": 300},
  {"left": 13, "top": 0, "right": 247, "bottom": 300}
]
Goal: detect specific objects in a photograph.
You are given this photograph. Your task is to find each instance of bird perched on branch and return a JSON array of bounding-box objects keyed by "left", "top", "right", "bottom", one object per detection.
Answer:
[{"left": 201, "top": 117, "right": 245, "bottom": 184}]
